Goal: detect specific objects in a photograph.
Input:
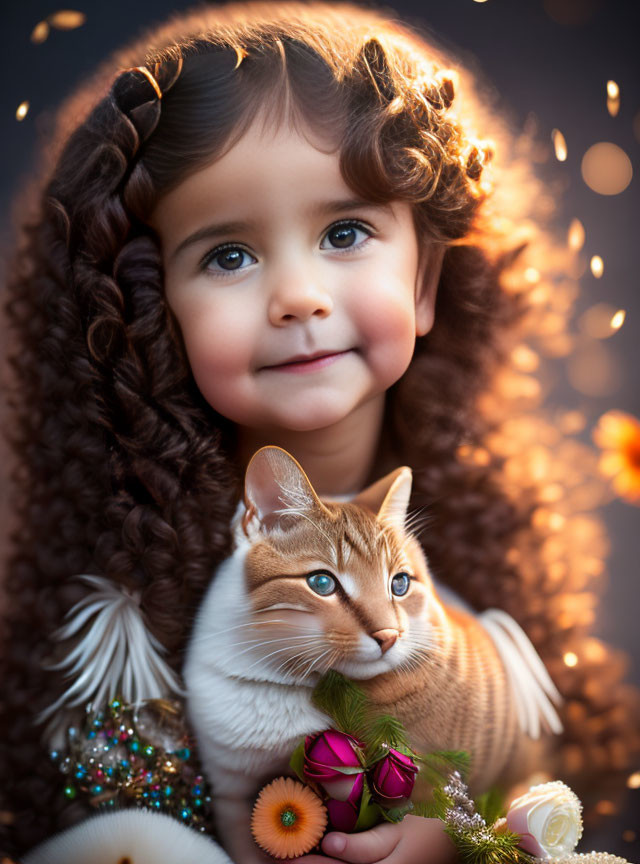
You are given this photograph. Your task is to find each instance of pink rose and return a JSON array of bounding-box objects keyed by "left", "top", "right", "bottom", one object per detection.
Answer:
[
  {"left": 304, "top": 730, "right": 364, "bottom": 801},
  {"left": 325, "top": 772, "right": 364, "bottom": 832},
  {"left": 370, "top": 748, "right": 418, "bottom": 809}
]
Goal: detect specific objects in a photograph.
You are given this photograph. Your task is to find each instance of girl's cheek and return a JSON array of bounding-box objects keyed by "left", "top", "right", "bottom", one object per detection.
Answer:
[
  {"left": 357, "top": 288, "right": 417, "bottom": 349},
  {"left": 181, "top": 301, "right": 256, "bottom": 368}
]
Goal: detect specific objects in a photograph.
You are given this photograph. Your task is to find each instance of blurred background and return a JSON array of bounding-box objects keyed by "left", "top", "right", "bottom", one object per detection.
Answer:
[{"left": 1, "top": 0, "right": 638, "bottom": 855}]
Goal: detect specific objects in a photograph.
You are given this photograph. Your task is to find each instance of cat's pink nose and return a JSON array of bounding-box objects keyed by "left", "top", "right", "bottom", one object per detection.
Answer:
[{"left": 372, "top": 629, "right": 399, "bottom": 654}]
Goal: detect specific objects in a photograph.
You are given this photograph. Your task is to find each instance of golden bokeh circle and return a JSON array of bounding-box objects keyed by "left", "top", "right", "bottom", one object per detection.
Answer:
[{"left": 581, "top": 142, "right": 633, "bottom": 195}]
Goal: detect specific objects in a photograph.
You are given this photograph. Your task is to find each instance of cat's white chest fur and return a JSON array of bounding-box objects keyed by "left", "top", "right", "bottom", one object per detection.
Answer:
[{"left": 184, "top": 529, "right": 329, "bottom": 798}]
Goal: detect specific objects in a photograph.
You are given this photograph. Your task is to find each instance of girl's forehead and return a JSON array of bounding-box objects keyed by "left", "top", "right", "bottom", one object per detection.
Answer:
[{"left": 149, "top": 118, "right": 392, "bottom": 253}]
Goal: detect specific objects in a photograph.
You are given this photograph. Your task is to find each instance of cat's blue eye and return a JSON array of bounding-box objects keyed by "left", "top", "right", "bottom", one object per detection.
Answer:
[
  {"left": 201, "top": 244, "right": 257, "bottom": 276},
  {"left": 306, "top": 571, "right": 337, "bottom": 596},
  {"left": 391, "top": 573, "right": 411, "bottom": 597},
  {"left": 320, "top": 220, "right": 373, "bottom": 252}
]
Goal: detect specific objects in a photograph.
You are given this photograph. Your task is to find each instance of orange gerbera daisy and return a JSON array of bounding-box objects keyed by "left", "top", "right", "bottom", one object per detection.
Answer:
[
  {"left": 251, "top": 777, "right": 328, "bottom": 859},
  {"left": 593, "top": 411, "right": 640, "bottom": 504}
]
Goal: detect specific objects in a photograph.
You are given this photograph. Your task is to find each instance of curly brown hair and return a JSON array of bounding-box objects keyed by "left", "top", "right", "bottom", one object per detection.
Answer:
[{"left": 2, "top": 1, "right": 637, "bottom": 854}]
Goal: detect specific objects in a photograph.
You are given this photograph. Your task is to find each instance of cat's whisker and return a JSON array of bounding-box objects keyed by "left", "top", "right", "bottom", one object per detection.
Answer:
[
  {"left": 303, "top": 650, "right": 332, "bottom": 680},
  {"left": 222, "top": 635, "right": 324, "bottom": 660},
  {"left": 274, "top": 644, "right": 328, "bottom": 679},
  {"left": 298, "top": 647, "right": 334, "bottom": 682},
  {"left": 244, "top": 638, "right": 328, "bottom": 675},
  {"left": 243, "top": 643, "right": 307, "bottom": 673},
  {"left": 192, "top": 620, "right": 321, "bottom": 647},
  {"left": 192, "top": 619, "right": 287, "bottom": 640},
  {"left": 227, "top": 634, "right": 322, "bottom": 648}
]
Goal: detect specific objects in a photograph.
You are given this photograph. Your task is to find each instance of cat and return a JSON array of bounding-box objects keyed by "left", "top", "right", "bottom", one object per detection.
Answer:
[{"left": 184, "top": 446, "right": 562, "bottom": 864}]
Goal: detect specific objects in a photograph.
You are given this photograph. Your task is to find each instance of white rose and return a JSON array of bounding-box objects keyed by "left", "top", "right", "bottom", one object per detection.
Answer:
[{"left": 506, "top": 780, "right": 583, "bottom": 859}]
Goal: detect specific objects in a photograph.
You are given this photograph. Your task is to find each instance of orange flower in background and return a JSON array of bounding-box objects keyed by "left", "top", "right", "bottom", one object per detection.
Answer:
[
  {"left": 593, "top": 411, "right": 640, "bottom": 504},
  {"left": 251, "top": 777, "right": 327, "bottom": 859}
]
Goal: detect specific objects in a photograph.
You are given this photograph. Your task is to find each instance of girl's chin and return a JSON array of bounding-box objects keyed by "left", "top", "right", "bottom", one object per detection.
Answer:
[{"left": 260, "top": 403, "right": 365, "bottom": 434}]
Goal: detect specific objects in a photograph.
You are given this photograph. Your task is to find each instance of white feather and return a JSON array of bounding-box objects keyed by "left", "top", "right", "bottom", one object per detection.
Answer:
[
  {"left": 39, "top": 575, "right": 183, "bottom": 735},
  {"left": 478, "top": 608, "right": 563, "bottom": 739}
]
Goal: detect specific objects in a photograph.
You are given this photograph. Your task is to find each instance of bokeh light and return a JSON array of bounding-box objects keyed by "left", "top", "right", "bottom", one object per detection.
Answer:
[
  {"left": 543, "top": 0, "right": 600, "bottom": 27},
  {"left": 30, "top": 20, "right": 49, "bottom": 43},
  {"left": 553, "top": 128, "right": 568, "bottom": 161},
  {"left": 47, "top": 10, "right": 86, "bottom": 29},
  {"left": 567, "top": 341, "right": 621, "bottom": 397},
  {"left": 567, "top": 218, "right": 585, "bottom": 251},
  {"left": 627, "top": 772, "right": 640, "bottom": 790},
  {"left": 15, "top": 101, "right": 29, "bottom": 121},
  {"left": 607, "top": 96, "right": 620, "bottom": 117},
  {"left": 564, "top": 651, "right": 579, "bottom": 667},
  {"left": 578, "top": 303, "right": 622, "bottom": 339},
  {"left": 590, "top": 255, "right": 604, "bottom": 278},
  {"left": 611, "top": 310, "right": 626, "bottom": 331},
  {"left": 582, "top": 142, "right": 633, "bottom": 195},
  {"left": 606, "top": 80, "right": 619, "bottom": 100},
  {"left": 606, "top": 80, "right": 620, "bottom": 116}
]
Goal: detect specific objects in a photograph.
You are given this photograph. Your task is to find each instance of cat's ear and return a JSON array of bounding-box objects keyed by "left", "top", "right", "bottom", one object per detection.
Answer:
[
  {"left": 353, "top": 467, "right": 413, "bottom": 533},
  {"left": 243, "top": 446, "right": 326, "bottom": 535}
]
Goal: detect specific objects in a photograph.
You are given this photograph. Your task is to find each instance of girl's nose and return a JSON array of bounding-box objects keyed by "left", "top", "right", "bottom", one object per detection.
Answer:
[{"left": 267, "top": 274, "right": 333, "bottom": 326}]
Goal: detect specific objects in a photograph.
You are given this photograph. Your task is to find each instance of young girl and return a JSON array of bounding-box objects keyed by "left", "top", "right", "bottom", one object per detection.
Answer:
[{"left": 2, "top": 2, "right": 637, "bottom": 861}]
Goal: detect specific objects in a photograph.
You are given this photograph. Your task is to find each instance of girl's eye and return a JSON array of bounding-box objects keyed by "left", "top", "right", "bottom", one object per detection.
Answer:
[
  {"left": 201, "top": 245, "right": 256, "bottom": 275},
  {"left": 391, "top": 573, "right": 411, "bottom": 597},
  {"left": 306, "top": 571, "right": 337, "bottom": 596},
  {"left": 320, "top": 220, "right": 372, "bottom": 252}
]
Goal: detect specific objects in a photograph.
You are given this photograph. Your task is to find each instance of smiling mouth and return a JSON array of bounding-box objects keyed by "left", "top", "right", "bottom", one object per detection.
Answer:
[{"left": 261, "top": 349, "right": 353, "bottom": 373}]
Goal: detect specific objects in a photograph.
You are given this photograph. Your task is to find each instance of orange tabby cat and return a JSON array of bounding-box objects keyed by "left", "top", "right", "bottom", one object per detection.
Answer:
[{"left": 185, "top": 446, "right": 562, "bottom": 863}]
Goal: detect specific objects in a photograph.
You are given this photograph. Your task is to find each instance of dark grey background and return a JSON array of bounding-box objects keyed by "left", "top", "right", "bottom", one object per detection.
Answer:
[{"left": 1, "top": 0, "right": 638, "bottom": 854}]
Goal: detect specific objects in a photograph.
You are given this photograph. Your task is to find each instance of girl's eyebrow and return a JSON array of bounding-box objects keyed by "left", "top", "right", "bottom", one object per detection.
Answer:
[{"left": 169, "top": 197, "right": 392, "bottom": 262}]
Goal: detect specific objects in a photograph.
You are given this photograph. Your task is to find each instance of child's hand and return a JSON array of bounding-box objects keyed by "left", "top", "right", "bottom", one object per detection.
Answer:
[{"left": 288, "top": 815, "right": 458, "bottom": 863}]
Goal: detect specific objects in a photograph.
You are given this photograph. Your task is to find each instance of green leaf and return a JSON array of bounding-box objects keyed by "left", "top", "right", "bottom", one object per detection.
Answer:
[
  {"left": 381, "top": 804, "right": 413, "bottom": 823},
  {"left": 353, "top": 780, "right": 384, "bottom": 831},
  {"left": 328, "top": 765, "right": 364, "bottom": 775},
  {"left": 417, "top": 750, "right": 471, "bottom": 787},
  {"left": 361, "top": 714, "right": 412, "bottom": 762},
  {"left": 444, "top": 826, "right": 537, "bottom": 864},
  {"left": 411, "top": 786, "right": 452, "bottom": 821},
  {"left": 289, "top": 740, "right": 306, "bottom": 783},
  {"left": 474, "top": 786, "right": 506, "bottom": 825},
  {"left": 311, "top": 671, "right": 367, "bottom": 736}
]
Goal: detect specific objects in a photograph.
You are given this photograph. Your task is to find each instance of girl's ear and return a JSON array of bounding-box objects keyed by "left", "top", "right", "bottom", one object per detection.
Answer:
[
  {"left": 353, "top": 467, "right": 413, "bottom": 533},
  {"left": 414, "top": 242, "right": 445, "bottom": 337},
  {"left": 243, "top": 446, "right": 325, "bottom": 534}
]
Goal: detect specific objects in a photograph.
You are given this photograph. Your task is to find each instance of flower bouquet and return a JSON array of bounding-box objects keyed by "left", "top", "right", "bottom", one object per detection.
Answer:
[{"left": 250, "top": 672, "right": 632, "bottom": 864}]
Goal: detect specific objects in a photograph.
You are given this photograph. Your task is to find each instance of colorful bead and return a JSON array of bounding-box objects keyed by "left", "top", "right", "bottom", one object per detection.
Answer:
[{"left": 52, "top": 698, "right": 209, "bottom": 829}]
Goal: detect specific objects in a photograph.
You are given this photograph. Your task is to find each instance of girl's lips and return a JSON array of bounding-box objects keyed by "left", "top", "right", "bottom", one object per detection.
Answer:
[{"left": 262, "top": 349, "right": 352, "bottom": 373}]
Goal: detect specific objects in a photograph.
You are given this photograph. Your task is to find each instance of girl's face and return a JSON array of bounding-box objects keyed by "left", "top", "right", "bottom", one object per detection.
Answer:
[{"left": 151, "top": 120, "right": 442, "bottom": 434}]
